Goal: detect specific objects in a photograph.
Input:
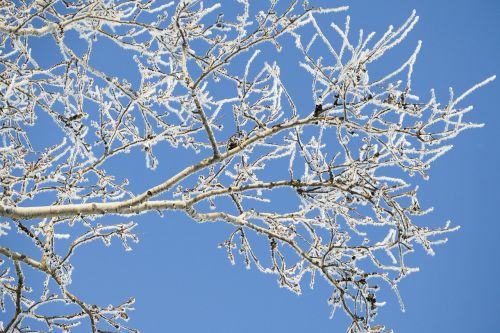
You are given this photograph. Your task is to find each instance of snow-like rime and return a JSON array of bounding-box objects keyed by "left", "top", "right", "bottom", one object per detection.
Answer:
[{"left": 0, "top": 1, "right": 494, "bottom": 332}]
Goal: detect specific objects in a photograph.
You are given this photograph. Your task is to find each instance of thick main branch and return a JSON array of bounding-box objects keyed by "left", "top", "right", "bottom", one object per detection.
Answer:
[{"left": 0, "top": 117, "right": 343, "bottom": 220}]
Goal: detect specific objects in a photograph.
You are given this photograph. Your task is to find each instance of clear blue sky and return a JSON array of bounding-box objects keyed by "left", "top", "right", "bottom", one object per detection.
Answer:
[{"left": 3, "top": 1, "right": 499, "bottom": 332}]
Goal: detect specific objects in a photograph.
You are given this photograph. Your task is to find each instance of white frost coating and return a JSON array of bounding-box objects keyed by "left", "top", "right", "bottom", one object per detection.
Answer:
[
  {"left": 3, "top": 74, "right": 17, "bottom": 100},
  {"left": 450, "top": 75, "right": 496, "bottom": 109},
  {"left": 0, "top": 221, "right": 10, "bottom": 237},
  {"left": 53, "top": 233, "right": 70, "bottom": 239},
  {"left": 147, "top": 1, "right": 175, "bottom": 13},
  {"left": 0, "top": 1, "right": 493, "bottom": 333}
]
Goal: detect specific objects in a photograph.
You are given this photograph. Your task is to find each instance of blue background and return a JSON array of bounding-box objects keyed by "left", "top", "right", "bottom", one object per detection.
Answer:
[{"left": 3, "top": 1, "right": 499, "bottom": 332}]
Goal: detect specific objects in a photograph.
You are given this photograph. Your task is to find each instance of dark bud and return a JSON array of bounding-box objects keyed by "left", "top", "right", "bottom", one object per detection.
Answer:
[
  {"left": 227, "top": 134, "right": 239, "bottom": 151},
  {"left": 367, "top": 293, "right": 377, "bottom": 310},
  {"left": 385, "top": 94, "right": 395, "bottom": 104},
  {"left": 68, "top": 113, "right": 82, "bottom": 121},
  {"left": 314, "top": 104, "right": 323, "bottom": 117},
  {"left": 333, "top": 94, "right": 340, "bottom": 106}
]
